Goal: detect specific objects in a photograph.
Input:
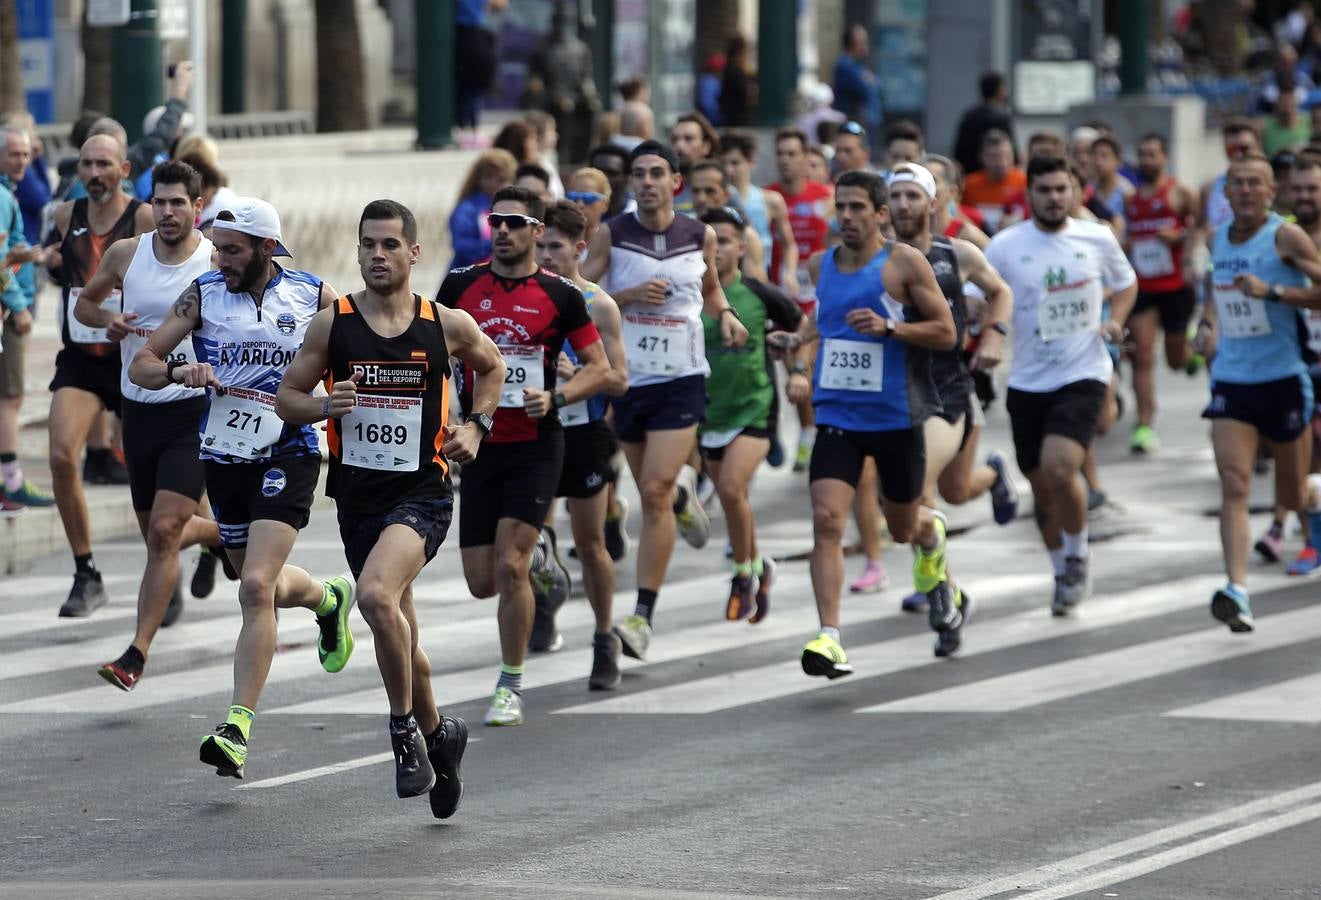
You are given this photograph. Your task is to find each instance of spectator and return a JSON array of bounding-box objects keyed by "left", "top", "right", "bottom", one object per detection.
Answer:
[
  {"left": 565, "top": 166, "right": 612, "bottom": 241},
  {"left": 1, "top": 114, "right": 49, "bottom": 246},
  {"left": 883, "top": 119, "right": 924, "bottom": 168},
  {"left": 515, "top": 162, "right": 554, "bottom": 202},
  {"left": 670, "top": 111, "right": 720, "bottom": 216},
  {"left": 832, "top": 25, "right": 880, "bottom": 144},
  {"left": 1258, "top": 43, "right": 1314, "bottom": 114},
  {"left": 832, "top": 121, "right": 872, "bottom": 174},
  {"left": 524, "top": 110, "right": 566, "bottom": 199},
  {"left": 455, "top": 0, "right": 507, "bottom": 149},
  {"left": 696, "top": 53, "right": 726, "bottom": 126},
  {"left": 612, "top": 101, "right": 654, "bottom": 153},
  {"left": 953, "top": 70, "right": 1015, "bottom": 177},
  {"left": 617, "top": 75, "right": 650, "bottom": 106},
  {"left": 132, "top": 104, "right": 199, "bottom": 200},
  {"left": 795, "top": 83, "right": 846, "bottom": 150},
  {"left": 1263, "top": 81, "right": 1312, "bottom": 155},
  {"left": 960, "top": 128, "right": 1023, "bottom": 234},
  {"left": 174, "top": 133, "right": 221, "bottom": 168},
  {"left": 719, "top": 35, "right": 756, "bottom": 128},
  {"left": 493, "top": 120, "right": 540, "bottom": 169},
  {"left": 0, "top": 126, "right": 50, "bottom": 513},
  {"left": 587, "top": 143, "right": 632, "bottom": 215},
  {"left": 447, "top": 148, "right": 517, "bottom": 272},
  {"left": 1090, "top": 135, "right": 1135, "bottom": 220},
  {"left": 87, "top": 60, "right": 195, "bottom": 186}
]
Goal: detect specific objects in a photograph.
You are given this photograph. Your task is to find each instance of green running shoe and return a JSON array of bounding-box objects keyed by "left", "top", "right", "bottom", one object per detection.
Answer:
[
  {"left": 792, "top": 442, "right": 812, "bottom": 473},
  {"left": 317, "top": 577, "right": 356, "bottom": 674},
  {"left": 801, "top": 632, "right": 852, "bottom": 679},
  {"left": 5, "top": 479, "right": 54, "bottom": 507},
  {"left": 484, "top": 686, "right": 525, "bottom": 726},
  {"left": 912, "top": 514, "right": 948, "bottom": 594},
  {"left": 200, "top": 723, "right": 248, "bottom": 779},
  {"left": 1129, "top": 424, "right": 1159, "bottom": 455}
]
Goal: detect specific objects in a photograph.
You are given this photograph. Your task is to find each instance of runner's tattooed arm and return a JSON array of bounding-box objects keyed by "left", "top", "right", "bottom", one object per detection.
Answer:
[{"left": 130, "top": 280, "right": 216, "bottom": 391}]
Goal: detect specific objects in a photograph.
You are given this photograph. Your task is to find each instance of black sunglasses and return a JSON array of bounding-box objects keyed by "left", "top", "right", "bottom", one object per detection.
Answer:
[
  {"left": 840, "top": 121, "right": 866, "bottom": 137},
  {"left": 487, "top": 212, "right": 541, "bottom": 230}
]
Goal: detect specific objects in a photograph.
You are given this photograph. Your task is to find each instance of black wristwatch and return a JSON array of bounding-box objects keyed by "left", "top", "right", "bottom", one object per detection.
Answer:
[
  {"left": 551, "top": 391, "right": 567, "bottom": 409},
  {"left": 466, "top": 413, "right": 493, "bottom": 438},
  {"left": 790, "top": 360, "right": 810, "bottom": 376},
  {"left": 166, "top": 358, "right": 187, "bottom": 383},
  {"left": 1264, "top": 283, "right": 1284, "bottom": 303},
  {"left": 719, "top": 306, "right": 741, "bottom": 321}
]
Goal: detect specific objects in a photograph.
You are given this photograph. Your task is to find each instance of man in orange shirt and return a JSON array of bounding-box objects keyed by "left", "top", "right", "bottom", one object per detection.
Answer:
[{"left": 961, "top": 129, "right": 1024, "bottom": 235}]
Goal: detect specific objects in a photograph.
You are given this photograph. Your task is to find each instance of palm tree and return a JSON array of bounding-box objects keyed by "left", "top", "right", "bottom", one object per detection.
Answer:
[{"left": 313, "top": 0, "right": 369, "bottom": 132}]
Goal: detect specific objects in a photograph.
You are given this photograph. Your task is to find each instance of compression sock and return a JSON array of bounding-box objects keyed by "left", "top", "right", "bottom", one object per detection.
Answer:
[
  {"left": 751, "top": 555, "right": 765, "bottom": 577},
  {"left": 634, "top": 588, "right": 658, "bottom": 623},
  {"left": 1048, "top": 547, "right": 1066, "bottom": 577},
  {"left": 226, "top": 704, "right": 255, "bottom": 741},
  {"left": 1061, "top": 527, "right": 1089, "bottom": 559},
  {"left": 496, "top": 663, "right": 524, "bottom": 695},
  {"left": 74, "top": 554, "right": 98, "bottom": 576},
  {"left": 733, "top": 559, "right": 753, "bottom": 577}
]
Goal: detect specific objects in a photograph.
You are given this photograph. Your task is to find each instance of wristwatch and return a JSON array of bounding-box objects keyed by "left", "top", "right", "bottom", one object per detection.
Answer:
[
  {"left": 790, "top": 360, "right": 810, "bottom": 376},
  {"left": 466, "top": 413, "right": 494, "bottom": 438},
  {"left": 551, "top": 391, "right": 567, "bottom": 409},
  {"left": 166, "top": 358, "right": 187, "bottom": 383},
  {"left": 882, "top": 317, "right": 896, "bottom": 338},
  {"left": 1264, "top": 283, "right": 1284, "bottom": 303},
  {"left": 719, "top": 306, "right": 741, "bottom": 321}
]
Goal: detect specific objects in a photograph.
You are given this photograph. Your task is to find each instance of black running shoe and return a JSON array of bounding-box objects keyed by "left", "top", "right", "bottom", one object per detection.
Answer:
[
  {"left": 426, "top": 713, "right": 468, "bottom": 819},
  {"left": 59, "top": 571, "right": 108, "bottom": 618},
  {"left": 934, "top": 589, "right": 972, "bottom": 658},
  {"left": 191, "top": 549, "right": 218, "bottom": 598},
  {"left": 160, "top": 577, "right": 184, "bottom": 628},
  {"left": 926, "top": 579, "right": 962, "bottom": 634},
  {"left": 589, "top": 631, "right": 622, "bottom": 690},
  {"left": 199, "top": 723, "right": 247, "bottom": 779},
  {"left": 391, "top": 719, "right": 436, "bottom": 798},
  {"left": 604, "top": 497, "right": 630, "bottom": 561}
]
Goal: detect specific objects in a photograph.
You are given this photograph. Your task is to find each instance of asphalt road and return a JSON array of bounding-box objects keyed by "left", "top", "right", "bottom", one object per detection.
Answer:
[{"left": 4, "top": 366, "right": 1321, "bottom": 899}]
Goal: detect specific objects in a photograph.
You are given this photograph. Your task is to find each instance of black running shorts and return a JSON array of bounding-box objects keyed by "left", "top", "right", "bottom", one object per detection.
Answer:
[
  {"left": 557, "top": 419, "right": 617, "bottom": 499},
  {"left": 338, "top": 495, "right": 453, "bottom": 579},
  {"left": 204, "top": 455, "right": 320, "bottom": 549},
  {"left": 612, "top": 374, "right": 706, "bottom": 444},
  {"left": 1006, "top": 380, "right": 1107, "bottom": 474},
  {"left": 808, "top": 424, "right": 926, "bottom": 504},
  {"left": 49, "top": 347, "right": 121, "bottom": 412},
  {"left": 459, "top": 430, "right": 565, "bottom": 547},
  {"left": 122, "top": 396, "right": 207, "bottom": 512},
  {"left": 1131, "top": 286, "right": 1197, "bottom": 335},
  {"left": 1203, "top": 374, "right": 1312, "bottom": 444}
]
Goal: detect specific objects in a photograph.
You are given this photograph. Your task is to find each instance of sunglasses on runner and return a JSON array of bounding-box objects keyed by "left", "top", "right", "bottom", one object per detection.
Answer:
[
  {"left": 486, "top": 213, "right": 541, "bottom": 230},
  {"left": 566, "top": 191, "right": 606, "bottom": 205}
]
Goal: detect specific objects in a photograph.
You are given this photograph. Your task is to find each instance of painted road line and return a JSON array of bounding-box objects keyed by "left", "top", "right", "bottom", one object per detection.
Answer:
[
  {"left": 928, "top": 777, "right": 1321, "bottom": 899},
  {"left": 860, "top": 602, "right": 1321, "bottom": 715},
  {"left": 234, "top": 738, "right": 483, "bottom": 791},
  {"left": 556, "top": 573, "right": 1290, "bottom": 716},
  {"left": 1165, "top": 669, "right": 1321, "bottom": 724}
]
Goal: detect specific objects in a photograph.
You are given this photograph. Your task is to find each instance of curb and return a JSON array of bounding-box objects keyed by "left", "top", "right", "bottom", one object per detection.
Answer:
[{"left": 1, "top": 489, "right": 140, "bottom": 576}]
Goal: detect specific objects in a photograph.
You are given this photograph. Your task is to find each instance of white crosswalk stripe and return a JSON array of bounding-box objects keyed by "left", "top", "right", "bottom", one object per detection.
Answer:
[{"left": 1165, "top": 670, "right": 1321, "bottom": 724}]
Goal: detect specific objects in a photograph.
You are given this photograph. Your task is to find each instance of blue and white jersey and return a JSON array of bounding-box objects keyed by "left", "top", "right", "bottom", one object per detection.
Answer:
[
  {"left": 558, "top": 282, "right": 610, "bottom": 427},
  {"left": 1210, "top": 213, "right": 1310, "bottom": 385},
  {"left": 193, "top": 266, "right": 323, "bottom": 462}
]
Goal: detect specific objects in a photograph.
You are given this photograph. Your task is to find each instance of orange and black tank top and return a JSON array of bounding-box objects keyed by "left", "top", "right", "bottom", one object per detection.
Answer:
[
  {"left": 325, "top": 293, "right": 453, "bottom": 515},
  {"left": 60, "top": 198, "right": 143, "bottom": 357}
]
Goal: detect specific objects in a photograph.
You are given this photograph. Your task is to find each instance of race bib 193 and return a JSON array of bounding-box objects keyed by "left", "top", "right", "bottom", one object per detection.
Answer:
[
  {"left": 67, "top": 287, "right": 122, "bottom": 345},
  {"left": 498, "top": 344, "right": 545, "bottom": 408},
  {"left": 819, "top": 338, "right": 882, "bottom": 391},
  {"left": 201, "top": 387, "right": 283, "bottom": 459},
  {"left": 1212, "top": 283, "right": 1271, "bottom": 339},
  {"left": 341, "top": 394, "right": 422, "bottom": 471}
]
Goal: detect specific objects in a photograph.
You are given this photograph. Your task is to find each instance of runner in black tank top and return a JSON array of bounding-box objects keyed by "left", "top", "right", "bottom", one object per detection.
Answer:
[
  {"left": 325, "top": 293, "right": 454, "bottom": 514},
  {"left": 277, "top": 200, "right": 507, "bottom": 816},
  {"left": 44, "top": 133, "right": 154, "bottom": 620}
]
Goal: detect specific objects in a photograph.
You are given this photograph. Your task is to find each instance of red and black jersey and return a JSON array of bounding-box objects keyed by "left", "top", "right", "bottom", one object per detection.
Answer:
[{"left": 437, "top": 263, "right": 600, "bottom": 444}]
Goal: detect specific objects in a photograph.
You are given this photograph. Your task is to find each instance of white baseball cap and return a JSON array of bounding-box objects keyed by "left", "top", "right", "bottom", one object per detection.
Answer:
[
  {"left": 887, "top": 163, "right": 937, "bottom": 200},
  {"left": 214, "top": 196, "right": 292, "bottom": 257}
]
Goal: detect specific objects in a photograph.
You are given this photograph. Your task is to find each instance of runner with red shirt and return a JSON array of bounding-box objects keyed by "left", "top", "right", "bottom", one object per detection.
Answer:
[
  {"left": 438, "top": 186, "right": 610, "bottom": 728},
  {"left": 768, "top": 127, "right": 833, "bottom": 471}
]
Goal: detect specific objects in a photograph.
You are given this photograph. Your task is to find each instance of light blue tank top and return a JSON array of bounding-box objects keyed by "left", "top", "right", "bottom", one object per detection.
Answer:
[
  {"left": 737, "top": 185, "right": 773, "bottom": 252},
  {"left": 1209, "top": 213, "right": 1310, "bottom": 385},
  {"left": 812, "top": 245, "right": 939, "bottom": 431},
  {"left": 561, "top": 283, "right": 609, "bottom": 424}
]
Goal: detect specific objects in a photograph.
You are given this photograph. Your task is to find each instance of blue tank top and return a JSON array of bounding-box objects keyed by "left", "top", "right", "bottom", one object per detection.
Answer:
[
  {"left": 812, "top": 244, "right": 939, "bottom": 431},
  {"left": 1210, "top": 213, "right": 1310, "bottom": 385},
  {"left": 737, "top": 185, "right": 773, "bottom": 252},
  {"left": 560, "top": 283, "right": 609, "bottom": 425}
]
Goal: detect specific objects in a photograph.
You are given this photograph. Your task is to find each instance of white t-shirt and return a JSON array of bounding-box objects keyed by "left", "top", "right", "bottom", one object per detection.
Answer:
[{"left": 985, "top": 217, "right": 1136, "bottom": 393}]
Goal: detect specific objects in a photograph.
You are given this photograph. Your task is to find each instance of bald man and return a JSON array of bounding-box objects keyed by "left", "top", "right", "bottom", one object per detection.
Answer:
[{"left": 44, "top": 135, "right": 155, "bottom": 617}]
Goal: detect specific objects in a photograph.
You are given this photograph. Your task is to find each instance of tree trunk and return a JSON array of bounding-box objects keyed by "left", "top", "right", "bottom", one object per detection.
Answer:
[
  {"left": 0, "top": 0, "right": 22, "bottom": 115},
  {"left": 313, "top": 0, "right": 369, "bottom": 132},
  {"left": 81, "top": 5, "right": 113, "bottom": 114},
  {"left": 1201, "top": 0, "right": 1243, "bottom": 74}
]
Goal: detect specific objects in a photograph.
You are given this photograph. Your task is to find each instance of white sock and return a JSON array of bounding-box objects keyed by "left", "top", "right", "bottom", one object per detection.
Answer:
[
  {"left": 820, "top": 625, "right": 841, "bottom": 642},
  {"left": 1061, "top": 528, "right": 1089, "bottom": 559},
  {"left": 798, "top": 427, "right": 816, "bottom": 449},
  {"left": 1048, "top": 546, "right": 1066, "bottom": 576}
]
